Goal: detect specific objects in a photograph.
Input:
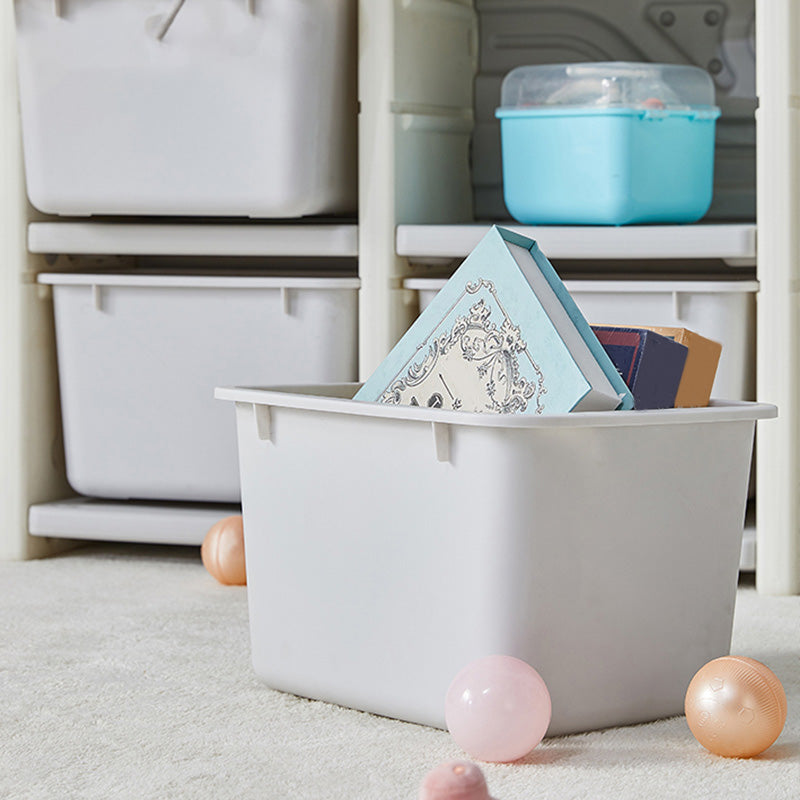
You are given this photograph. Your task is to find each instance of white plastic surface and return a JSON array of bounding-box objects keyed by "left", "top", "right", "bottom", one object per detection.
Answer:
[
  {"left": 0, "top": 0, "right": 75, "bottom": 561},
  {"left": 218, "top": 382, "right": 774, "bottom": 734},
  {"left": 28, "top": 497, "right": 239, "bottom": 545},
  {"left": 407, "top": 278, "right": 758, "bottom": 402},
  {"left": 755, "top": 0, "right": 800, "bottom": 595},
  {"left": 14, "top": 0, "right": 357, "bottom": 217},
  {"left": 357, "top": 0, "right": 478, "bottom": 376},
  {"left": 39, "top": 274, "right": 359, "bottom": 502}
]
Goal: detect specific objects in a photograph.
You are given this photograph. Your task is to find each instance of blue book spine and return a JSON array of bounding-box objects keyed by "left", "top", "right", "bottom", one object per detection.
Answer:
[{"left": 496, "top": 227, "right": 635, "bottom": 411}]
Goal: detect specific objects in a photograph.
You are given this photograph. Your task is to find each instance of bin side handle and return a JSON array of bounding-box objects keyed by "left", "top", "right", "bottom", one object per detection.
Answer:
[
  {"left": 432, "top": 422, "right": 450, "bottom": 463},
  {"left": 254, "top": 404, "right": 272, "bottom": 442},
  {"left": 672, "top": 291, "right": 684, "bottom": 321}
]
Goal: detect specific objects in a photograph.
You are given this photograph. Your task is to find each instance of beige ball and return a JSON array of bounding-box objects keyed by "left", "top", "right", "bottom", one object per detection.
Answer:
[
  {"left": 201, "top": 515, "right": 247, "bottom": 586},
  {"left": 685, "top": 655, "right": 787, "bottom": 758}
]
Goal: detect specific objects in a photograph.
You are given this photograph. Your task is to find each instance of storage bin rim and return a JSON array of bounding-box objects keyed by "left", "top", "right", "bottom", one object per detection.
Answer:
[
  {"left": 495, "top": 106, "right": 721, "bottom": 121},
  {"left": 36, "top": 273, "right": 361, "bottom": 290},
  {"left": 216, "top": 384, "right": 776, "bottom": 430},
  {"left": 403, "top": 278, "right": 760, "bottom": 294}
]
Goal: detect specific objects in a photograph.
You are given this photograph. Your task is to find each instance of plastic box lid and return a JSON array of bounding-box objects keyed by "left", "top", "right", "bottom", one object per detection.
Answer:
[{"left": 499, "top": 61, "right": 719, "bottom": 114}]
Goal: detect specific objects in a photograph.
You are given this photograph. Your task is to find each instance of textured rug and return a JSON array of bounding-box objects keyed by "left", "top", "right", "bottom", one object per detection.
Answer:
[{"left": 1, "top": 543, "right": 798, "bottom": 800}]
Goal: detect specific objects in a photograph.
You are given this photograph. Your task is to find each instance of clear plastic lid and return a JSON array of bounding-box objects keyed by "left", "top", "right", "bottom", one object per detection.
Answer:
[{"left": 499, "top": 62, "right": 717, "bottom": 111}]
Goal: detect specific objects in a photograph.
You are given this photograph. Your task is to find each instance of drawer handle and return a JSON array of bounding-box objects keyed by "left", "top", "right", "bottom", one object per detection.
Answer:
[
  {"left": 254, "top": 404, "right": 272, "bottom": 443},
  {"left": 432, "top": 422, "right": 450, "bottom": 463}
]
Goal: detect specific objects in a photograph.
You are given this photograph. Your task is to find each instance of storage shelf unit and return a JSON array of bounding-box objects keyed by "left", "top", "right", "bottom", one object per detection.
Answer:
[
  {"left": 27, "top": 222, "right": 359, "bottom": 258},
  {"left": 28, "top": 498, "right": 240, "bottom": 547},
  {"left": 26, "top": 221, "right": 755, "bottom": 262},
  {"left": 2, "top": 1, "right": 798, "bottom": 594},
  {"left": 396, "top": 223, "right": 756, "bottom": 264}
]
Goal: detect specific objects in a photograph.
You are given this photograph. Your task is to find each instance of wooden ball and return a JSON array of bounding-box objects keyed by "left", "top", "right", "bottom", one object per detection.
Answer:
[
  {"left": 201, "top": 515, "right": 247, "bottom": 586},
  {"left": 685, "top": 656, "right": 787, "bottom": 758}
]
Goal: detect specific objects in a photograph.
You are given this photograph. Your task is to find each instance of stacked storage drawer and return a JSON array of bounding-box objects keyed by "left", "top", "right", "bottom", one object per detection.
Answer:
[
  {"left": 405, "top": 270, "right": 759, "bottom": 551},
  {"left": 38, "top": 273, "right": 359, "bottom": 503},
  {"left": 14, "top": 0, "right": 358, "bottom": 218},
  {"left": 405, "top": 277, "right": 757, "bottom": 404},
  {"left": 17, "top": 0, "right": 360, "bottom": 535}
]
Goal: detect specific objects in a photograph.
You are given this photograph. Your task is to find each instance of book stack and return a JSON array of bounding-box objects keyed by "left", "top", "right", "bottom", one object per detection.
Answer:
[
  {"left": 591, "top": 327, "right": 687, "bottom": 410},
  {"left": 591, "top": 325, "right": 722, "bottom": 409},
  {"left": 645, "top": 327, "right": 722, "bottom": 407},
  {"left": 355, "top": 226, "right": 720, "bottom": 414}
]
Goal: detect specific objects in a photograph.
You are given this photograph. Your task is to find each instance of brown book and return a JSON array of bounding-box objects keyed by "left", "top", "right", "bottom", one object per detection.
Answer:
[{"left": 644, "top": 327, "right": 722, "bottom": 407}]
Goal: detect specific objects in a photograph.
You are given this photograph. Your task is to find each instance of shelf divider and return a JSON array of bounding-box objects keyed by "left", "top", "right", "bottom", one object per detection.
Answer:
[
  {"left": 28, "top": 221, "right": 359, "bottom": 258},
  {"left": 397, "top": 223, "right": 756, "bottom": 264},
  {"left": 29, "top": 498, "right": 240, "bottom": 546}
]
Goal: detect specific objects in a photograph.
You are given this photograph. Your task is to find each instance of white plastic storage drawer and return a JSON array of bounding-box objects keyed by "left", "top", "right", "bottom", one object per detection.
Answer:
[
  {"left": 216, "top": 383, "right": 774, "bottom": 735},
  {"left": 39, "top": 274, "right": 359, "bottom": 502},
  {"left": 14, "top": 0, "right": 357, "bottom": 217},
  {"left": 406, "top": 278, "right": 758, "bottom": 402}
]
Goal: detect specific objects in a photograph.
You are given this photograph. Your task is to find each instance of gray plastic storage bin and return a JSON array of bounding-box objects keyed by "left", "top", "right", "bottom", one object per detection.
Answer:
[
  {"left": 15, "top": 0, "right": 357, "bottom": 217},
  {"left": 39, "top": 273, "right": 360, "bottom": 502},
  {"left": 217, "top": 382, "right": 774, "bottom": 735}
]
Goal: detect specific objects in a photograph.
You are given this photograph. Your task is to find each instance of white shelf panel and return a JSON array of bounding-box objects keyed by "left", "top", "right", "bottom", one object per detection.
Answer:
[
  {"left": 396, "top": 223, "right": 756, "bottom": 264},
  {"left": 28, "top": 222, "right": 359, "bottom": 258},
  {"left": 28, "top": 498, "right": 240, "bottom": 546}
]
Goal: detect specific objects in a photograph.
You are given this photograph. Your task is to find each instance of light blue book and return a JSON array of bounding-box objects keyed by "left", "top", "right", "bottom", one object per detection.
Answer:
[{"left": 355, "top": 226, "right": 634, "bottom": 414}]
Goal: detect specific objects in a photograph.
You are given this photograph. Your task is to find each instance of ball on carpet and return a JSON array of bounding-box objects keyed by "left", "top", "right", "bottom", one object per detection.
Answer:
[
  {"left": 418, "top": 760, "right": 491, "bottom": 800},
  {"left": 445, "top": 654, "right": 551, "bottom": 763},
  {"left": 684, "top": 655, "right": 787, "bottom": 758},
  {"left": 201, "top": 515, "right": 247, "bottom": 586}
]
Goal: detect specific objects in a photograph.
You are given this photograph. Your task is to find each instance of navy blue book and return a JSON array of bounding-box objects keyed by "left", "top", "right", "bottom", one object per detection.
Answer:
[{"left": 591, "top": 326, "right": 689, "bottom": 410}]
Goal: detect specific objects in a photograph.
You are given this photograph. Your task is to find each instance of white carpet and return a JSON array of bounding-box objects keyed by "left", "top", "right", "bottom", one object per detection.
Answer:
[{"left": 1, "top": 543, "right": 798, "bottom": 800}]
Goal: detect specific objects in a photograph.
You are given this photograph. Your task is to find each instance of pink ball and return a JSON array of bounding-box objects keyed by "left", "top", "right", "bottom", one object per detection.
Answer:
[
  {"left": 418, "top": 761, "right": 491, "bottom": 800},
  {"left": 445, "top": 655, "right": 551, "bottom": 763}
]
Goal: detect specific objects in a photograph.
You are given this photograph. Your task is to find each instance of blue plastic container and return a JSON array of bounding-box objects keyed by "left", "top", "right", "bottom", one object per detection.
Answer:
[{"left": 496, "top": 63, "right": 721, "bottom": 226}]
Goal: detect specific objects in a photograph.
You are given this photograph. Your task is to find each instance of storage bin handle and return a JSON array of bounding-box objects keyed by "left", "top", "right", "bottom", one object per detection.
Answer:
[
  {"left": 254, "top": 404, "right": 272, "bottom": 442},
  {"left": 432, "top": 422, "right": 450, "bottom": 463},
  {"left": 672, "top": 291, "right": 684, "bottom": 321}
]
